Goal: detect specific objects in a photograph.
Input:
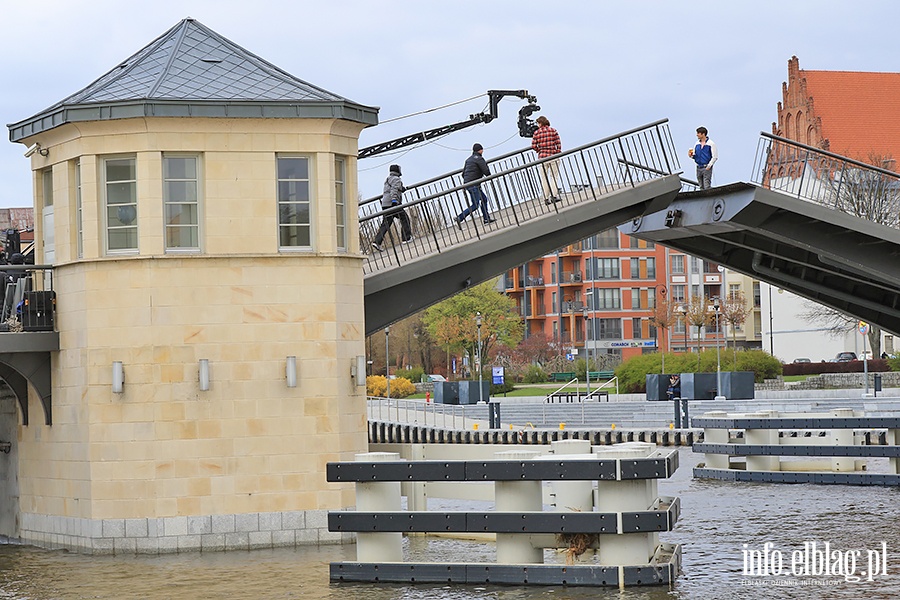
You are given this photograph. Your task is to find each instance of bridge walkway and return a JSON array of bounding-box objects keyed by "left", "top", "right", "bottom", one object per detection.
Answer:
[{"left": 360, "top": 119, "right": 684, "bottom": 334}]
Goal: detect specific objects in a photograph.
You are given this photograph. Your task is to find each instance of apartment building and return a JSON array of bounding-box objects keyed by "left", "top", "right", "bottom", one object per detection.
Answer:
[{"left": 504, "top": 229, "right": 762, "bottom": 362}]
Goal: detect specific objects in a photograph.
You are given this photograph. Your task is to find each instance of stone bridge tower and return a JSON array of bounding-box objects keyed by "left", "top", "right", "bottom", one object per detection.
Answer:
[{"left": 4, "top": 17, "right": 377, "bottom": 553}]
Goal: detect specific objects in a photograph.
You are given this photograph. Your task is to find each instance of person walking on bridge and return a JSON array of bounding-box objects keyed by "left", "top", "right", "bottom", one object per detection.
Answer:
[
  {"left": 688, "top": 126, "right": 717, "bottom": 189},
  {"left": 532, "top": 115, "right": 562, "bottom": 203},
  {"left": 456, "top": 143, "right": 495, "bottom": 227},
  {"left": 372, "top": 164, "right": 412, "bottom": 252}
]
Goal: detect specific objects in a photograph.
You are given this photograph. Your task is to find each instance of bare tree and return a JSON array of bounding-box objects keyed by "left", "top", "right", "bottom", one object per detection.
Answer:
[
  {"left": 685, "top": 295, "right": 713, "bottom": 367},
  {"left": 648, "top": 291, "right": 676, "bottom": 373},
  {"left": 722, "top": 290, "right": 749, "bottom": 364},
  {"left": 798, "top": 301, "right": 882, "bottom": 358}
]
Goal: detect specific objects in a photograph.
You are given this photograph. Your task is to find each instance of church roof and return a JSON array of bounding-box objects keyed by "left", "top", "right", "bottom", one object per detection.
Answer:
[
  {"left": 9, "top": 17, "right": 378, "bottom": 142},
  {"left": 802, "top": 68, "right": 900, "bottom": 162}
]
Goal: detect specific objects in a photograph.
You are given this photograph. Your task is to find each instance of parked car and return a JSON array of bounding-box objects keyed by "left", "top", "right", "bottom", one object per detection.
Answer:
[
  {"left": 427, "top": 374, "right": 447, "bottom": 382},
  {"left": 792, "top": 358, "right": 811, "bottom": 364},
  {"left": 835, "top": 352, "right": 858, "bottom": 362}
]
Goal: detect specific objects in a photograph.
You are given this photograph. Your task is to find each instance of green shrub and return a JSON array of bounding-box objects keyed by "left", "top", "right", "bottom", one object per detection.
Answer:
[
  {"left": 396, "top": 366, "right": 425, "bottom": 383},
  {"left": 490, "top": 380, "right": 516, "bottom": 394},
  {"left": 522, "top": 364, "right": 548, "bottom": 383},
  {"left": 614, "top": 350, "right": 783, "bottom": 393}
]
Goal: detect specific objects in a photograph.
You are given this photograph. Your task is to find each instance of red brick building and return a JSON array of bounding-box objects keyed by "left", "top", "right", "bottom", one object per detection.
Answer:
[
  {"left": 504, "top": 229, "right": 671, "bottom": 362},
  {"left": 773, "top": 55, "right": 900, "bottom": 164}
]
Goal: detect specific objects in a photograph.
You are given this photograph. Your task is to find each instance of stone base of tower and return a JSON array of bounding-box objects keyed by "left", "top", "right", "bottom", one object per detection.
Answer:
[{"left": 18, "top": 509, "right": 352, "bottom": 554}]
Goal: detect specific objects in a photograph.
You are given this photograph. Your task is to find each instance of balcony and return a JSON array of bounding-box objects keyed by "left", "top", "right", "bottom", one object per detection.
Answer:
[
  {"left": 560, "top": 271, "right": 583, "bottom": 284},
  {"left": 525, "top": 275, "right": 545, "bottom": 287},
  {"left": 562, "top": 300, "right": 585, "bottom": 313},
  {"left": 0, "top": 265, "right": 57, "bottom": 426}
]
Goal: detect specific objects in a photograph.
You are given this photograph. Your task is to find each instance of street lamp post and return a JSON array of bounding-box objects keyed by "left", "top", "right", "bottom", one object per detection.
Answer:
[
  {"left": 768, "top": 285, "right": 774, "bottom": 355},
  {"left": 583, "top": 307, "right": 590, "bottom": 397},
  {"left": 385, "top": 326, "right": 390, "bottom": 399},
  {"left": 476, "top": 312, "right": 483, "bottom": 403},
  {"left": 713, "top": 298, "right": 725, "bottom": 400}
]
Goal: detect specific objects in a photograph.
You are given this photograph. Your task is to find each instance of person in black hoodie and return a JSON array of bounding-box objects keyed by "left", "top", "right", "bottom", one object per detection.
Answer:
[
  {"left": 455, "top": 143, "right": 495, "bottom": 227},
  {"left": 372, "top": 164, "right": 412, "bottom": 252}
]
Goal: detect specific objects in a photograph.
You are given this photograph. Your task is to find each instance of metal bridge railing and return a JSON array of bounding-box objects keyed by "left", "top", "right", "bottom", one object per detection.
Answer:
[
  {"left": 359, "top": 119, "right": 680, "bottom": 274},
  {"left": 366, "top": 397, "right": 481, "bottom": 430},
  {"left": 751, "top": 132, "right": 900, "bottom": 227}
]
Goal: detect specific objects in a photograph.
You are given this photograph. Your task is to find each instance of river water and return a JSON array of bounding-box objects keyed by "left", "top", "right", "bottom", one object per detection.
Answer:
[{"left": 2, "top": 449, "right": 899, "bottom": 600}]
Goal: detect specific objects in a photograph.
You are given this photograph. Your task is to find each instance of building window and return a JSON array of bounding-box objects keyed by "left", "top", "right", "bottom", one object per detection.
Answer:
[
  {"left": 335, "top": 157, "right": 346, "bottom": 250},
  {"left": 277, "top": 156, "right": 311, "bottom": 249},
  {"left": 631, "top": 288, "right": 643, "bottom": 309},
  {"left": 690, "top": 256, "right": 700, "bottom": 274},
  {"left": 105, "top": 158, "right": 138, "bottom": 253},
  {"left": 593, "top": 257, "right": 620, "bottom": 279},
  {"left": 595, "top": 288, "right": 620, "bottom": 310},
  {"left": 647, "top": 257, "right": 656, "bottom": 279},
  {"left": 551, "top": 291, "right": 557, "bottom": 312},
  {"left": 670, "top": 254, "right": 685, "bottom": 274},
  {"left": 550, "top": 262, "right": 557, "bottom": 284},
  {"left": 753, "top": 282, "right": 761, "bottom": 307},
  {"left": 75, "top": 161, "right": 82, "bottom": 259},
  {"left": 632, "top": 317, "right": 643, "bottom": 339},
  {"left": 42, "top": 169, "right": 53, "bottom": 207},
  {"left": 595, "top": 228, "right": 619, "bottom": 249},
  {"left": 597, "top": 318, "right": 622, "bottom": 340},
  {"left": 163, "top": 155, "right": 199, "bottom": 251},
  {"left": 671, "top": 284, "right": 685, "bottom": 303}
]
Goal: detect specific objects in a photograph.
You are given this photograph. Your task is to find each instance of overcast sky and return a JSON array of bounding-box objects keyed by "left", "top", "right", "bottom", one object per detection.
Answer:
[{"left": 2, "top": 0, "right": 899, "bottom": 207}]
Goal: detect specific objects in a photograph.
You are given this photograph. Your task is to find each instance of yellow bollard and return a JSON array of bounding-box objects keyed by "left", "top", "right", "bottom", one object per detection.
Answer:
[
  {"left": 473, "top": 423, "right": 479, "bottom": 430},
  {"left": 611, "top": 423, "right": 616, "bottom": 430},
  {"left": 669, "top": 422, "right": 675, "bottom": 430},
  {"left": 559, "top": 423, "right": 565, "bottom": 430},
  {"left": 509, "top": 424, "right": 514, "bottom": 430}
]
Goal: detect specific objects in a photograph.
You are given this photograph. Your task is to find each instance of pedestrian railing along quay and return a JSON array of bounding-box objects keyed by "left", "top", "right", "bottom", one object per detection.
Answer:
[
  {"left": 327, "top": 441, "right": 681, "bottom": 588},
  {"left": 751, "top": 132, "right": 900, "bottom": 226},
  {"left": 359, "top": 119, "right": 680, "bottom": 274},
  {"left": 693, "top": 409, "right": 900, "bottom": 485},
  {"left": 367, "top": 397, "right": 478, "bottom": 430}
]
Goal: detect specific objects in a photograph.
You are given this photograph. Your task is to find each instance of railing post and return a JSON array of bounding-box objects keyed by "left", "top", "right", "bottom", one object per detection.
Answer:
[
  {"left": 888, "top": 428, "right": 900, "bottom": 475},
  {"left": 830, "top": 408, "right": 856, "bottom": 472},
  {"left": 494, "top": 450, "right": 543, "bottom": 564},
  {"left": 702, "top": 411, "right": 729, "bottom": 469},
  {"left": 744, "top": 411, "right": 779, "bottom": 472},
  {"left": 593, "top": 443, "right": 658, "bottom": 570},
  {"left": 354, "top": 452, "right": 402, "bottom": 562},
  {"left": 550, "top": 440, "right": 593, "bottom": 513}
]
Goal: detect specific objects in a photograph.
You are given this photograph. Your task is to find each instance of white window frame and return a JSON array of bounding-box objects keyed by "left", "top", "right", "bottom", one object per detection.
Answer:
[
  {"left": 103, "top": 156, "right": 139, "bottom": 255},
  {"left": 277, "top": 155, "right": 313, "bottom": 251},
  {"left": 75, "top": 160, "right": 83, "bottom": 259},
  {"left": 163, "top": 154, "right": 201, "bottom": 253},
  {"left": 335, "top": 157, "right": 346, "bottom": 251}
]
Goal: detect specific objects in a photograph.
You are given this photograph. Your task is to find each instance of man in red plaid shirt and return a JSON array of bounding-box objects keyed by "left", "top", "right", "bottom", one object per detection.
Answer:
[{"left": 532, "top": 115, "right": 562, "bottom": 204}]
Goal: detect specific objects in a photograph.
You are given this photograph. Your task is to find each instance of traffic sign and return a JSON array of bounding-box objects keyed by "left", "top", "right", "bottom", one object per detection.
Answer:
[{"left": 859, "top": 321, "right": 869, "bottom": 335}]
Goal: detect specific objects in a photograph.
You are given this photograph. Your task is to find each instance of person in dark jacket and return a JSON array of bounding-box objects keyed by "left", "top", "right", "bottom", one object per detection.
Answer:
[
  {"left": 5, "top": 253, "right": 26, "bottom": 283},
  {"left": 455, "top": 144, "right": 495, "bottom": 227},
  {"left": 372, "top": 164, "right": 412, "bottom": 252}
]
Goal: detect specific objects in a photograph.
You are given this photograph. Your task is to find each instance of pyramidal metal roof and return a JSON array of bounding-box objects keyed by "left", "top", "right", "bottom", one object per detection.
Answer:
[{"left": 9, "top": 17, "right": 378, "bottom": 142}]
